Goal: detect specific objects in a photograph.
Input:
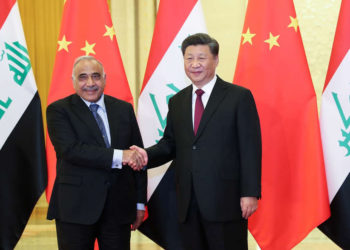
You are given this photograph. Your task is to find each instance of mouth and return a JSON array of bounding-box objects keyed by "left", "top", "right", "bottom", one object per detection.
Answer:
[
  {"left": 190, "top": 71, "right": 202, "bottom": 76},
  {"left": 83, "top": 86, "right": 99, "bottom": 94}
]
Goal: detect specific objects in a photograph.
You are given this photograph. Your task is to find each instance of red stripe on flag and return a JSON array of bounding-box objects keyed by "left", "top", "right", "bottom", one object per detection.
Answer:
[
  {"left": 323, "top": 0, "right": 350, "bottom": 91},
  {"left": 46, "top": 0, "right": 132, "bottom": 201},
  {"left": 140, "top": 0, "right": 198, "bottom": 93},
  {"left": 0, "top": 0, "right": 16, "bottom": 28}
]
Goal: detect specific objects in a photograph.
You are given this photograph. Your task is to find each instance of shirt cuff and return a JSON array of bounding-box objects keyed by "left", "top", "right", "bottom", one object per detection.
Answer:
[
  {"left": 112, "top": 149, "right": 123, "bottom": 169},
  {"left": 137, "top": 203, "right": 145, "bottom": 211}
]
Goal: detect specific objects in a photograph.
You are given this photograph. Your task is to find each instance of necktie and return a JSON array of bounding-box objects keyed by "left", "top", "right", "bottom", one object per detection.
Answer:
[
  {"left": 194, "top": 89, "right": 204, "bottom": 135},
  {"left": 89, "top": 103, "right": 110, "bottom": 148}
]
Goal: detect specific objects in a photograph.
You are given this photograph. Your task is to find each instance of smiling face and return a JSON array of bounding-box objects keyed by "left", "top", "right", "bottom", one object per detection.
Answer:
[
  {"left": 183, "top": 44, "right": 219, "bottom": 88},
  {"left": 72, "top": 58, "right": 106, "bottom": 103}
]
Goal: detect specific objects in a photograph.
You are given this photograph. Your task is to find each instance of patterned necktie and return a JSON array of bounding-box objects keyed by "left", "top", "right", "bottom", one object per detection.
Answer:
[
  {"left": 89, "top": 103, "right": 110, "bottom": 148},
  {"left": 194, "top": 89, "right": 205, "bottom": 135}
]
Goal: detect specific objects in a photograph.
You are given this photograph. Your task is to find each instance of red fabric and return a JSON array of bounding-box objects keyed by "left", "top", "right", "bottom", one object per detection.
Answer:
[
  {"left": 46, "top": 0, "right": 132, "bottom": 201},
  {"left": 323, "top": 0, "right": 350, "bottom": 90},
  {"left": 140, "top": 0, "right": 198, "bottom": 93},
  {"left": 234, "top": 0, "right": 330, "bottom": 249},
  {"left": 0, "top": 0, "right": 15, "bottom": 29}
]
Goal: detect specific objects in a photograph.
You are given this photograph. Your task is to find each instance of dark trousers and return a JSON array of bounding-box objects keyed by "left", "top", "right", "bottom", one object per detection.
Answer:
[
  {"left": 55, "top": 171, "right": 131, "bottom": 250},
  {"left": 179, "top": 194, "right": 248, "bottom": 250},
  {"left": 56, "top": 219, "right": 130, "bottom": 250}
]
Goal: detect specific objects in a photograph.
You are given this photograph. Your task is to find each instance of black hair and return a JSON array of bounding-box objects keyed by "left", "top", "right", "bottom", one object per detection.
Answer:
[{"left": 181, "top": 33, "right": 219, "bottom": 56}]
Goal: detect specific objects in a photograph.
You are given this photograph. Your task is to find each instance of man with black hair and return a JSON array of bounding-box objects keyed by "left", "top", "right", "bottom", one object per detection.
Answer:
[{"left": 132, "top": 33, "right": 261, "bottom": 250}]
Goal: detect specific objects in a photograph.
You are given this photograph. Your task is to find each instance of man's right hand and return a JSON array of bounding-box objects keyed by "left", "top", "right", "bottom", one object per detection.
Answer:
[
  {"left": 122, "top": 149, "right": 145, "bottom": 170},
  {"left": 128, "top": 145, "right": 148, "bottom": 171}
]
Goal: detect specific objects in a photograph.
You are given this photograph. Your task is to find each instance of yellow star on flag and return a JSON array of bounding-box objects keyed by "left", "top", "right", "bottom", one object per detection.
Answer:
[
  {"left": 57, "top": 35, "right": 72, "bottom": 52},
  {"left": 288, "top": 16, "right": 298, "bottom": 32},
  {"left": 103, "top": 25, "right": 116, "bottom": 41},
  {"left": 64, "top": 0, "right": 67, "bottom": 5},
  {"left": 81, "top": 40, "right": 96, "bottom": 55},
  {"left": 242, "top": 28, "right": 256, "bottom": 45},
  {"left": 264, "top": 32, "right": 280, "bottom": 50}
]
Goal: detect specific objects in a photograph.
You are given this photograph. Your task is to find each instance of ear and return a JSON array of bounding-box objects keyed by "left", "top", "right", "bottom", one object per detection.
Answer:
[{"left": 215, "top": 55, "right": 219, "bottom": 66}]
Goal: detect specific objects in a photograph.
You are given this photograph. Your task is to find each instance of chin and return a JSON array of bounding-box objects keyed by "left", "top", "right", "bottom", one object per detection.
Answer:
[{"left": 84, "top": 96, "right": 99, "bottom": 102}]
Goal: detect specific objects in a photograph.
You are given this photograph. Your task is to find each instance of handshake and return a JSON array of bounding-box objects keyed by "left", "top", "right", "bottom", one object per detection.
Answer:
[{"left": 122, "top": 145, "right": 148, "bottom": 171}]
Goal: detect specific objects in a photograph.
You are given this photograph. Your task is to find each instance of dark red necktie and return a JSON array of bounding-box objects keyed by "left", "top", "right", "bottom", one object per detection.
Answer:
[{"left": 194, "top": 89, "right": 204, "bottom": 135}]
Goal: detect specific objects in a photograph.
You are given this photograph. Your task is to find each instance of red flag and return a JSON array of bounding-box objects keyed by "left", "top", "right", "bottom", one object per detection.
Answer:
[
  {"left": 46, "top": 0, "right": 132, "bottom": 201},
  {"left": 234, "top": 0, "right": 330, "bottom": 249}
]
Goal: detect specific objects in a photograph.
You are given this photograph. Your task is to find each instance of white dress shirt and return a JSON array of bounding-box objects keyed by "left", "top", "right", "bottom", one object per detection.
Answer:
[
  {"left": 81, "top": 94, "right": 123, "bottom": 169},
  {"left": 191, "top": 75, "right": 217, "bottom": 128},
  {"left": 82, "top": 94, "right": 145, "bottom": 210}
]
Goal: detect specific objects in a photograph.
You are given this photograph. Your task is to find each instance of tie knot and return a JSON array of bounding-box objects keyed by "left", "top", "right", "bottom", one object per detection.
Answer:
[
  {"left": 89, "top": 103, "right": 99, "bottom": 113},
  {"left": 196, "top": 89, "right": 204, "bottom": 97}
]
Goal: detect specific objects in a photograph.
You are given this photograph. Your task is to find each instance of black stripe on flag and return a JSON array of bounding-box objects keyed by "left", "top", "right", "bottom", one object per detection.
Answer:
[
  {"left": 319, "top": 173, "right": 350, "bottom": 249},
  {"left": 0, "top": 92, "right": 47, "bottom": 249},
  {"left": 139, "top": 164, "right": 184, "bottom": 250}
]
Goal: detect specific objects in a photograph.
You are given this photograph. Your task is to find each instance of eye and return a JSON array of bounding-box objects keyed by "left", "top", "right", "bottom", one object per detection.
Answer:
[
  {"left": 91, "top": 73, "right": 101, "bottom": 81},
  {"left": 78, "top": 74, "right": 88, "bottom": 81}
]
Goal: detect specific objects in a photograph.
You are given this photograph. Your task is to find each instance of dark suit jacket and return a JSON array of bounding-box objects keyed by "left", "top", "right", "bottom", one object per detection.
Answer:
[
  {"left": 46, "top": 94, "right": 147, "bottom": 225},
  {"left": 147, "top": 77, "right": 261, "bottom": 223}
]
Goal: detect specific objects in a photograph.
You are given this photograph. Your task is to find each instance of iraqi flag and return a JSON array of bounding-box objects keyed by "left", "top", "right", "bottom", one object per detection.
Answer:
[
  {"left": 234, "top": 0, "right": 330, "bottom": 248},
  {"left": 46, "top": 0, "right": 132, "bottom": 201},
  {"left": 319, "top": 0, "right": 350, "bottom": 248},
  {"left": 0, "top": 0, "right": 47, "bottom": 248},
  {"left": 137, "top": 0, "right": 206, "bottom": 248}
]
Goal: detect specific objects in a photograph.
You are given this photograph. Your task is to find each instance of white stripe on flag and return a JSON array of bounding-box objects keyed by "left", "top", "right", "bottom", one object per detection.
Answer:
[{"left": 0, "top": 2, "right": 37, "bottom": 149}]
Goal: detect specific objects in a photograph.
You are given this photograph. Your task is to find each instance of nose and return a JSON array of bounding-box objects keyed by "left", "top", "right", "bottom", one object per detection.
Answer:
[
  {"left": 86, "top": 76, "right": 94, "bottom": 85},
  {"left": 191, "top": 59, "right": 201, "bottom": 68}
]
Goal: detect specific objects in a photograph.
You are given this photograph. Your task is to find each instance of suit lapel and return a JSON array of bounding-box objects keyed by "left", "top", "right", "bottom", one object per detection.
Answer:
[
  {"left": 181, "top": 86, "right": 196, "bottom": 139},
  {"left": 71, "top": 94, "right": 106, "bottom": 146},
  {"left": 194, "top": 78, "right": 228, "bottom": 141}
]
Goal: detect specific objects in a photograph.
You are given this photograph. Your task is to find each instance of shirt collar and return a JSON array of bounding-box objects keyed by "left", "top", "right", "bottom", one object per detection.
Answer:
[
  {"left": 192, "top": 75, "right": 217, "bottom": 96},
  {"left": 80, "top": 94, "right": 106, "bottom": 112}
]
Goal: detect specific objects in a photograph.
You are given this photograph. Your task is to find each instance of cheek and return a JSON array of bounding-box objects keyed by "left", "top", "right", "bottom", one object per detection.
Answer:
[{"left": 98, "top": 82, "right": 106, "bottom": 91}]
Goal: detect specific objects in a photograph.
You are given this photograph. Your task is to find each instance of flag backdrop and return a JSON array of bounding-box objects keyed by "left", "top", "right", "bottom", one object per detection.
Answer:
[
  {"left": 0, "top": 0, "right": 47, "bottom": 248},
  {"left": 137, "top": 0, "right": 206, "bottom": 248},
  {"left": 233, "top": 0, "right": 330, "bottom": 249},
  {"left": 319, "top": 0, "right": 350, "bottom": 248},
  {"left": 46, "top": 0, "right": 132, "bottom": 201}
]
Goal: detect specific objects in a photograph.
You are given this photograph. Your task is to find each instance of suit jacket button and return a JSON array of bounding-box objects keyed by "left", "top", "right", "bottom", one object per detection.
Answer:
[{"left": 192, "top": 145, "right": 197, "bottom": 150}]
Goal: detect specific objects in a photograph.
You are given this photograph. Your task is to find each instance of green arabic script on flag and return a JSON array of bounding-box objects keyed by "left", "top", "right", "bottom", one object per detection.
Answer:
[
  {"left": 149, "top": 83, "right": 180, "bottom": 142},
  {"left": 5, "top": 41, "right": 31, "bottom": 86},
  {"left": 332, "top": 92, "right": 350, "bottom": 156},
  {"left": 0, "top": 41, "right": 30, "bottom": 120}
]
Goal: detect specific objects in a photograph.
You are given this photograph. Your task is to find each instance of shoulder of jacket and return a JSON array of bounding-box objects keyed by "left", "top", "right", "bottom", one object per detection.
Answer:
[
  {"left": 171, "top": 84, "right": 192, "bottom": 100},
  {"left": 104, "top": 94, "right": 131, "bottom": 108},
  {"left": 48, "top": 94, "right": 75, "bottom": 108}
]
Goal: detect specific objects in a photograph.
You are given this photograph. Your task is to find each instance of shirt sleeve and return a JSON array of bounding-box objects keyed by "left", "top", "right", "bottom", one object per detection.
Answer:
[
  {"left": 137, "top": 203, "right": 145, "bottom": 210},
  {"left": 112, "top": 149, "right": 123, "bottom": 169}
]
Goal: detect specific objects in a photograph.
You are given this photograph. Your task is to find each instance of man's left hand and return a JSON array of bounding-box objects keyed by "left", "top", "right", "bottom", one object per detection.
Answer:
[
  {"left": 131, "top": 209, "right": 145, "bottom": 231},
  {"left": 240, "top": 197, "right": 258, "bottom": 219}
]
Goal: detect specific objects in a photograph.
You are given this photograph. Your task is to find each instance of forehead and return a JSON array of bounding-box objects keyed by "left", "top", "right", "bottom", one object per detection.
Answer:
[
  {"left": 184, "top": 44, "right": 211, "bottom": 55},
  {"left": 74, "top": 59, "right": 103, "bottom": 75}
]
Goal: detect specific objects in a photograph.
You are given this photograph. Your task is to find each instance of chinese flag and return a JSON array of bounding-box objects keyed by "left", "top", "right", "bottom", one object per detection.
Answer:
[
  {"left": 234, "top": 0, "right": 330, "bottom": 249},
  {"left": 46, "top": 0, "right": 132, "bottom": 201}
]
